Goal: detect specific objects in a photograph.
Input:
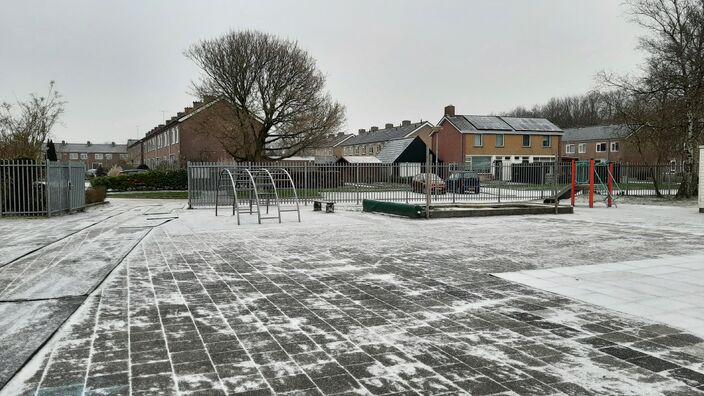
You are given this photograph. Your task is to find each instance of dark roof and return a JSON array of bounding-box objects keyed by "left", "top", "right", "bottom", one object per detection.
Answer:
[
  {"left": 311, "top": 133, "right": 353, "bottom": 148},
  {"left": 342, "top": 121, "right": 431, "bottom": 146},
  {"left": 376, "top": 138, "right": 415, "bottom": 164},
  {"left": 54, "top": 142, "right": 128, "bottom": 153},
  {"left": 563, "top": 125, "right": 630, "bottom": 142},
  {"left": 444, "top": 115, "right": 562, "bottom": 134}
]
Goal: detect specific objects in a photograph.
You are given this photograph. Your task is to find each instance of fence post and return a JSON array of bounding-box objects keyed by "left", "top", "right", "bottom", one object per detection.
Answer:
[
  {"left": 186, "top": 161, "right": 192, "bottom": 209},
  {"left": 608, "top": 163, "right": 613, "bottom": 208},
  {"left": 571, "top": 159, "right": 576, "bottom": 207},
  {"left": 46, "top": 162, "right": 52, "bottom": 217},
  {"left": 304, "top": 163, "right": 308, "bottom": 206},
  {"left": 553, "top": 161, "right": 559, "bottom": 214},
  {"left": 356, "top": 164, "right": 360, "bottom": 205},
  {"left": 589, "top": 159, "right": 595, "bottom": 208}
]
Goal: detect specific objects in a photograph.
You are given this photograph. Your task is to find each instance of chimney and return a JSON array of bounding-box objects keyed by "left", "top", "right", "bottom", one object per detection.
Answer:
[
  {"left": 193, "top": 101, "right": 202, "bottom": 107},
  {"left": 61, "top": 140, "right": 66, "bottom": 146},
  {"left": 444, "top": 105, "right": 455, "bottom": 116},
  {"left": 86, "top": 141, "right": 91, "bottom": 146},
  {"left": 337, "top": 132, "right": 345, "bottom": 137},
  {"left": 385, "top": 123, "right": 394, "bottom": 129},
  {"left": 111, "top": 142, "right": 116, "bottom": 147},
  {"left": 358, "top": 128, "right": 366, "bottom": 134},
  {"left": 370, "top": 126, "right": 379, "bottom": 132},
  {"left": 402, "top": 120, "right": 411, "bottom": 126}
]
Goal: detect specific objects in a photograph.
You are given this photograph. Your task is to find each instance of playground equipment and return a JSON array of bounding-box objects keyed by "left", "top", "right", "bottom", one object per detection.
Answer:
[
  {"left": 546, "top": 160, "right": 621, "bottom": 208},
  {"left": 215, "top": 167, "right": 301, "bottom": 225}
]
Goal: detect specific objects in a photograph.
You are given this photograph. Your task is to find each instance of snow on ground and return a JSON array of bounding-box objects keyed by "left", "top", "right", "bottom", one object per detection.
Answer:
[{"left": 2, "top": 198, "right": 704, "bottom": 395}]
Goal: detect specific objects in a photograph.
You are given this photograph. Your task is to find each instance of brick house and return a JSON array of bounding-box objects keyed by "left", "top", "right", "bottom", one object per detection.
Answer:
[
  {"left": 129, "top": 98, "right": 244, "bottom": 169},
  {"left": 434, "top": 105, "right": 562, "bottom": 172},
  {"left": 53, "top": 141, "right": 130, "bottom": 170},
  {"left": 561, "top": 124, "right": 660, "bottom": 163},
  {"left": 340, "top": 120, "right": 434, "bottom": 157}
]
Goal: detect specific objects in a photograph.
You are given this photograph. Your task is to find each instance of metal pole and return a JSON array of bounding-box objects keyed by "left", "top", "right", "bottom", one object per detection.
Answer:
[
  {"left": 553, "top": 159, "right": 559, "bottom": 214},
  {"left": 425, "top": 145, "right": 431, "bottom": 219}
]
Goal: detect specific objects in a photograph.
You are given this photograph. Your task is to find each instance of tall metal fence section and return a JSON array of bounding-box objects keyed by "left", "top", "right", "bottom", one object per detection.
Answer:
[
  {"left": 188, "top": 161, "right": 686, "bottom": 209},
  {"left": 0, "top": 160, "right": 86, "bottom": 217}
]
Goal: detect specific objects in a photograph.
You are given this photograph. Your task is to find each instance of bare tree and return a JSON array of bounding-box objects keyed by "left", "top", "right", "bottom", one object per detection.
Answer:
[
  {"left": 600, "top": 0, "right": 704, "bottom": 198},
  {"left": 502, "top": 91, "right": 623, "bottom": 129},
  {"left": 185, "top": 30, "right": 346, "bottom": 161},
  {"left": 0, "top": 81, "right": 65, "bottom": 160}
]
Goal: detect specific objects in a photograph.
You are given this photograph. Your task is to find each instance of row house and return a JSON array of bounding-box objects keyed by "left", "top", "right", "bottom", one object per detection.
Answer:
[
  {"left": 129, "top": 98, "right": 240, "bottom": 169},
  {"left": 54, "top": 141, "right": 130, "bottom": 170},
  {"left": 340, "top": 120, "right": 435, "bottom": 157},
  {"left": 561, "top": 124, "right": 661, "bottom": 163},
  {"left": 434, "top": 105, "right": 563, "bottom": 173},
  {"left": 301, "top": 132, "right": 353, "bottom": 163}
]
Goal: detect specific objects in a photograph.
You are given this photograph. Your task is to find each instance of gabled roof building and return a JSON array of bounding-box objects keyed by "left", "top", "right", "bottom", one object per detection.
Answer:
[
  {"left": 340, "top": 120, "right": 435, "bottom": 157},
  {"left": 434, "top": 105, "right": 563, "bottom": 172}
]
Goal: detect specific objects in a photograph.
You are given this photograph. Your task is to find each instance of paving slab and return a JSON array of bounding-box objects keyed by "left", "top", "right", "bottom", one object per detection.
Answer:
[
  {"left": 494, "top": 254, "right": 704, "bottom": 338},
  {"left": 3, "top": 202, "right": 704, "bottom": 395}
]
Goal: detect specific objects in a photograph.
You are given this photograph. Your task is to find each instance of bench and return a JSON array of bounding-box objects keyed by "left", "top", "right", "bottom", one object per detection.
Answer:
[{"left": 313, "top": 200, "right": 335, "bottom": 213}]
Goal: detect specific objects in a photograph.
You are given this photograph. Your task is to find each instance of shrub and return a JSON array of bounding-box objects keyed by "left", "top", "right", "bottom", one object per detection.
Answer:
[
  {"left": 107, "top": 165, "right": 122, "bottom": 177},
  {"left": 90, "top": 169, "right": 187, "bottom": 191},
  {"left": 85, "top": 186, "right": 107, "bottom": 204}
]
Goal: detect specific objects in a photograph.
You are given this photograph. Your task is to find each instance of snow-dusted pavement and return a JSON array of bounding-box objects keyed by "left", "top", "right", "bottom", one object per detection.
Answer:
[
  {"left": 2, "top": 199, "right": 704, "bottom": 395},
  {"left": 495, "top": 254, "right": 704, "bottom": 339}
]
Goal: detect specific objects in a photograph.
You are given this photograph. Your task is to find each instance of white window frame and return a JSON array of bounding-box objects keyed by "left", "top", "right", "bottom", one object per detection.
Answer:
[
  {"left": 94, "top": 153, "right": 104, "bottom": 160},
  {"left": 542, "top": 135, "right": 551, "bottom": 148},
  {"left": 610, "top": 142, "right": 619, "bottom": 152},
  {"left": 105, "top": 153, "right": 112, "bottom": 160},
  {"left": 473, "top": 134, "right": 483, "bottom": 147},
  {"left": 174, "top": 126, "right": 179, "bottom": 143},
  {"left": 566, "top": 144, "right": 575, "bottom": 154},
  {"left": 80, "top": 153, "right": 88, "bottom": 160},
  {"left": 69, "top": 153, "right": 78, "bottom": 160},
  {"left": 578, "top": 143, "right": 586, "bottom": 154},
  {"left": 596, "top": 142, "right": 607, "bottom": 153},
  {"left": 495, "top": 134, "right": 504, "bottom": 147},
  {"left": 522, "top": 135, "right": 531, "bottom": 147}
]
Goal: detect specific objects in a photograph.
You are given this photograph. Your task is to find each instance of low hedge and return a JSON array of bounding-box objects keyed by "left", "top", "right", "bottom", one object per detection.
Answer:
[{"left": 91, "top": 169, "right": 187, "bottom": 191}]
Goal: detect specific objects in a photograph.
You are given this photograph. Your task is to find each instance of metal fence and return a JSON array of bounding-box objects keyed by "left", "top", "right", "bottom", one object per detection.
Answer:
[
  {"left": 0, "top": 160, "right": 86, "bottom": 217},
  {"left": 188, "top": 161, "right": 686, "bottom": 209}
]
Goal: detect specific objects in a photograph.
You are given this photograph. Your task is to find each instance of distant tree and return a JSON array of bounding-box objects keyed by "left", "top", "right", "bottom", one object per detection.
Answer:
[
  {"left": 46, "top": 139, "right": 58, "bottom": 161},
  {"left": 185, "top": 30, "right": 346, "bottom": 161},
  {"left": 502, "top": 91, "right": 624, "bottom": 129},
  {"left": 95, "top": 165, "right": 107, "bottom": 177},
  {"left": 599, "top": 0, "right": 704, "bottom": 198},
  {"left": 0, "top": 81, "right": 65, "bottom": 160}
]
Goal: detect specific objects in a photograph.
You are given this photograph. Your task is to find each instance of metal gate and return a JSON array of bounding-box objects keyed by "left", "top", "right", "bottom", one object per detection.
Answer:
[{"left": 0, "top": 160, "right": 86, "bottom": 217}]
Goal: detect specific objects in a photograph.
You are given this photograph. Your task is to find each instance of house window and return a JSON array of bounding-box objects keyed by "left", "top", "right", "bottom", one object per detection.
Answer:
[
  {"left": 578, "top": 143, "right": 586, "bottom": 153},
  {"left": 610, "top": 142, "right": 619, "bottom": 152},
  {"left": 465, "top": 155, "right": 492, "bottom": 173},
  {"left": 69, "top": 153, "right": 78, "bottom": 160},
  {"left": 495, "top": 134, "right": 504, "bottom": 147},
  {"left": 566, "top": 144, "right": 575, "bottom": 154},
  {"left": 80, "top": 153, "right": 88, "bottom": 160},
  {"left": 94, "top": 153, "right": 104, "bottom": 160},
  {"left": 596, "top": 142, "right": 607, "bottom": 152},
  {"left": 542, "top": 135, "right": 551, "bottom": 148},
  {"left": 474, "top": 134, "right": 483, "bottom": 147},
  {"left": 522, "top": 135, "right": 531, "bottom": 147},
  {"left": 174, "top": 126, "right": 179, "bottom": 143},
  {"left": 105, "top": 153, "right": 112, "bottom": 160}
]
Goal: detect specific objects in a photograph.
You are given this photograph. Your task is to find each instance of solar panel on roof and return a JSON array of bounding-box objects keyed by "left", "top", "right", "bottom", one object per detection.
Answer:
[
  {"left": 501, "top": 117, "right": 561, "bottom": 132},
  {"left": 464, "top": 116, "right": 512, "bottom": 131}
]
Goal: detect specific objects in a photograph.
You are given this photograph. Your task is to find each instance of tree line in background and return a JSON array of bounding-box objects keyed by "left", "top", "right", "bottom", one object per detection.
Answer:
[{"left": 504, "top": 0, "right": 702, "bottom": 198}]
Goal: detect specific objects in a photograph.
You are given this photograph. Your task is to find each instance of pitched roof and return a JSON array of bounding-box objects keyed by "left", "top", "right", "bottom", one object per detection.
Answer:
[
  {"left": 376, "top": 138, "right": 416, "bottom": 164},
  {"left": 338, "top": 156, "right": 382, "bottom": 164},
  {"left": 142, "top": 97, "right": 222, "bottom": 140},
  {"left": 54, "top": 142, "right": 128, "bottom": 153},
  {"left": 562, "top": 125, "right": 630, "bottom": 142},
  {"left": 444, "top": 115, "right": 562, "bottom": 134},
  {"left": 342, "top": 121, "right": 431, "bottom": 146},
  {"left": 311, "top": 133, "right": 353, "bottom": 148}
]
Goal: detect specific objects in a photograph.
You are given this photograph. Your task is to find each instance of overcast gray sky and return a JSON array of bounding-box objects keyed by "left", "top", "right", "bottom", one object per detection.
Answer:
[{"left": 0, "top": 0, "right": 644, "bottom": 144}]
